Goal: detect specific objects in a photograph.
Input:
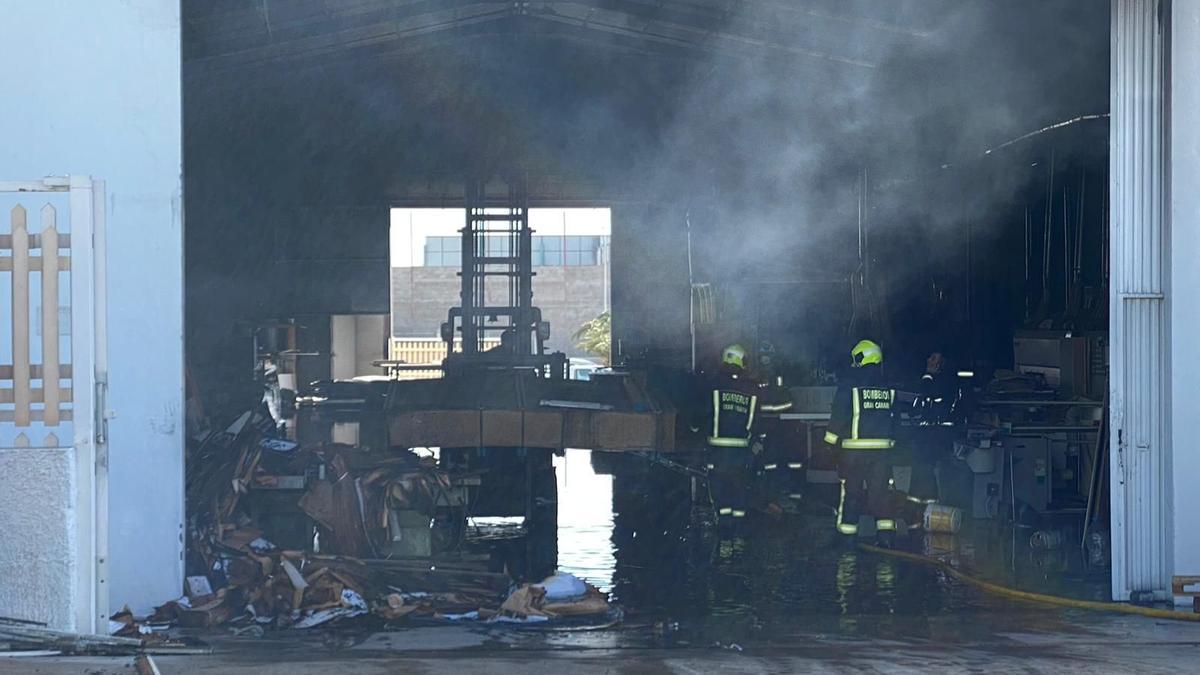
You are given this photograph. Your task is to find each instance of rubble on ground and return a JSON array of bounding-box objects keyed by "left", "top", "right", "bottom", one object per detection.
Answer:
[
  {"left": 0, "top": 404, "right": 620, "bottom": 650},
  {"left": 0, "top": 615, "right": 205, "bottom": 657},
  {"left": 162, "top": 405, "right": 617, "bottom": 635}
]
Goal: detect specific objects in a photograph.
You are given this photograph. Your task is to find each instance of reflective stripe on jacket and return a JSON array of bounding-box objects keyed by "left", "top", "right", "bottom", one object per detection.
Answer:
[
  {"left": 707, "top": 387, "right": 758, "bottom": 447},
  {"left": 758, "top": 382, "right": 794, "bottom": 413},
  {"left": 698, "top": 369, "right": 760, "bottom": 449},
  {"left": 825, "top": 365, "right": 895, "bottom": 450}
]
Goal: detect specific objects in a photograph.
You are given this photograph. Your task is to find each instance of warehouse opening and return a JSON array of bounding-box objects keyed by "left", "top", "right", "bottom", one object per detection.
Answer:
[
  {"left": 387, "top": 207, "right": 612, "bottom": 380},
  {"left": 143, "top": 0, "right": 1170, "bottom": 661}
]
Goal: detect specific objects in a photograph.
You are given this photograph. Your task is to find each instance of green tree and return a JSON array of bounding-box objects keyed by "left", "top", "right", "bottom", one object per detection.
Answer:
[{"left": 572, "top": 311, "right": 611, "bottom": 364}]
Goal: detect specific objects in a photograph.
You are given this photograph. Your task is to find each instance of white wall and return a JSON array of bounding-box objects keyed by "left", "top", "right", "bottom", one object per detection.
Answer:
[
  {"left": 353, "top": 314, "right": 387, "bottom": 377},
  {"left": 330, "top": 315, "right": 356, "bottom": 380},
  {"left": 1170, "top": 2, "right": 1200, "bottom": 604},
  {"left": 330, "top": 314, "right": 387, "bottom": 379},
  {"left": 0, "top": 1, "right": 182, "bottom": 621}
]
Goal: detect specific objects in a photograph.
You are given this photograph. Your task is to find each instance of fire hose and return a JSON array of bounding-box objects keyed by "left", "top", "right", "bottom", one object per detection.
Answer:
[{"left": 859, "top": 543, "right": 1200, "bottom": 622}]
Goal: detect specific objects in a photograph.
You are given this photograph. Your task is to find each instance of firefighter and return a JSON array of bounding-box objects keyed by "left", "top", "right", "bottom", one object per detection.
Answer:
[
  {"left": 698, "top": 343, "right": 761, "bottom": 527},
  {"left": 754, "top": 342, "right": 799, "bottom": 506},
  {"left": 824, "top": 339, "right": 899, "bottom": 544},
  {"left": 902, "top": 351, "right": 969, "bottom": 522},
  {"left": 903, "top": 352, "right": 953, "bottom": 513}
]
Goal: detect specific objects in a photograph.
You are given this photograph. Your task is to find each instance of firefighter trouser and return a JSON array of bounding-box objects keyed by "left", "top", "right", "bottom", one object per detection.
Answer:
[
  {"left": 707, "top": 445, "right": 751, "bottom": 518},
  {"left": 895, "top": 434, "right": 946, "bottom": 523},
  {"left": 837, "top": 449, "right": 897, "bottom": 535},
  {"left": 760, "top": 442, "right": 804, "bottom": 502}
]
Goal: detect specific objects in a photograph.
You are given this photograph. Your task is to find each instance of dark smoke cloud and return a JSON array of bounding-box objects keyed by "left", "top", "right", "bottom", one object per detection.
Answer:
[
  {"left": 640, "top": 1, "right": 1106, "bottom": 251},
  {"left": 612, "top": 0, "right": 1107, "bottom": 367}
]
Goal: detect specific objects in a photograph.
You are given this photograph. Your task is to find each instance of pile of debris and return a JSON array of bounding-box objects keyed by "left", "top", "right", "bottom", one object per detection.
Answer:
[
  {"left": 152, "top": 548, "right": 516, "bottom": 631},
  {"left": 0, "top": 615, "right": 203, "bottom": 658},
  {"left": 169, "top": 405, "right": 617, "bottom": 633}
]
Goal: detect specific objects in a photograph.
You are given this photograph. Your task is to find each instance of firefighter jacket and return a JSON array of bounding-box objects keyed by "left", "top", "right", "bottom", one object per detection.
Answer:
[
  {"left": 914, "top": 371, "right": 964, "bottom": 428},
  {"left": 758, "top": 380, "right": 795, "bottom": 414},
  {"left": 824, "top": 364, "right": 896, "bottom": 450},
  {"left": 701, "top": 370, "right": 760, "bottom": 448}
]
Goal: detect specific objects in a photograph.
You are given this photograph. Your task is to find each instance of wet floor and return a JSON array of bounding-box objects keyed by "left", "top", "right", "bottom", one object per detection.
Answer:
[
  {"left": 12, "top": 453, "right": 1191, "bottom": 673},
  {"left": 545, "top": 449, "right": 1119, "bottom": 647}
]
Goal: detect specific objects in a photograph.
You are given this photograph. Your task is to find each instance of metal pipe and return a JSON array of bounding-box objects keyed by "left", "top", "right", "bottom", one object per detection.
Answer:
[
  {"left": 686, "top": 209, "right": 696, "bottom": 373},
  {"left": 1024, "top": 206, "right": 1031, "bottom": 322},
  {"left": 1065, "top": 182, "right": 1075, "bottom": 312}
]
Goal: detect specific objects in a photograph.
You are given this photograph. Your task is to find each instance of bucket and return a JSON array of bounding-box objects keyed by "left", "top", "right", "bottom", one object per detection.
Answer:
[
  {"left": 924, "top": 533, "right": 957, "bottom": 555},
  {"left": 923, "top": 504, "right": 963, "bottom": 534},
  {"left": 1030, "top": 530, "right": 1064, "bottom": 550}
]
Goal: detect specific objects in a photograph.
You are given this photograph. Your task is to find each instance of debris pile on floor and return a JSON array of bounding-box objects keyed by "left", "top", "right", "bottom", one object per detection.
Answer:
[
  {"left": 489, "top": 572, "right": 615, "bottom": 623},
  {"left": 151, "top": 548, "right": 523, "bottom": 630},
  {"left": 0, "top": 616, "right": 205, "bottom": 657},
  {"left": 167, "top": 405, "right": 618, "bottom": 634}
]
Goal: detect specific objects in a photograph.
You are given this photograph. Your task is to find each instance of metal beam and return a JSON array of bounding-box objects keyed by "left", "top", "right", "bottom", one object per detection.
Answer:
[
  {"left": 185, "top": 2, "right": 513, "bottom": 74},
  {"left": 184, "top": 0, "right": 898, "bottom": 73}
]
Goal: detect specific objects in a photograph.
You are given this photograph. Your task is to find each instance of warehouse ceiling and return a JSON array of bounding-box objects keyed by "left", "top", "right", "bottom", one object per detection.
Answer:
[
  {"left": 181, "top": 0, "right": 994, "bottom": 205},
  {"left": 183, "top": 1, "right": 1106, "bottom": 208},
  {"left": 183, "top": 1, "right": 941, "bottom": 73}
]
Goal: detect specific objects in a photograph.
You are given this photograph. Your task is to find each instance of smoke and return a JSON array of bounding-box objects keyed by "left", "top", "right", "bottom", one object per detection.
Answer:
[
  {"left": 182, "top": 1, "right": 1109, "bottom": 373},
  {"left": 638, "top": 1, "right": 1106, "bottom": 257},
  {"left": 608, "top": 0, "right": 1108, "bottom": 366}
]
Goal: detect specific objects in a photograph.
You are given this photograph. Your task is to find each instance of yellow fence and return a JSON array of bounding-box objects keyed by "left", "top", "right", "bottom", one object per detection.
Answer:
[
  {"left": 1, "top": 204, "right": 74, "bottom": 438},
  {"left": 388, "top": 337, "right": 501, "bottom": 379}
]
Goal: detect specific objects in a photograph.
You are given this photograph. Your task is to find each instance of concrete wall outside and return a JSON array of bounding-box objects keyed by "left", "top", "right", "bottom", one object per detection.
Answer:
[
  {"left": 1170, "top": 3, "right": 1200, "bottom": 602},
  {"left": 391, "top": 266, "right": 607, "bottom": 358},
  {"left": 0, "top": 1, "right": 182, "bottom": 622}
]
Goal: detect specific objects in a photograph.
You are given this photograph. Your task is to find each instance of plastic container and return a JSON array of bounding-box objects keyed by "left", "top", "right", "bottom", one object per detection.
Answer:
[{"left": 924, "top": 503, "right": 963, "bottom": 534}]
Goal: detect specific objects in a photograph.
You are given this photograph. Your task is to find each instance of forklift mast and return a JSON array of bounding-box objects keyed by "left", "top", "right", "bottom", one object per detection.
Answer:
[{"left": 441, "top": 176, "right": 566, "bottom": 378}]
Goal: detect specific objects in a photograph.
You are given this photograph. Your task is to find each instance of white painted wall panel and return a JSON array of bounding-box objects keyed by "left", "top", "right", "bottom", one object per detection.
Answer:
[
  {"left": 1109, "top": 0, "right": 1172, "bottom": 600},
  {"left": 1170, "top": 1, "right": 1200, "bottom": 603},
  {"left": 0, "top": 1, "right": 183, "bottom": 617}
]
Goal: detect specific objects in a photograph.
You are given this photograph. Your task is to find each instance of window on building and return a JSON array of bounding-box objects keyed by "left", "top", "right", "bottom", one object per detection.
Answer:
[
  {"left": 532, "top": 236, "right": 563, "bottom": 266},
  {"left": 424, "top": 236, "right": 461, "bottom": 266},
  {"left": 423, "top": 235, "right": 608, "bottom": 267},
  {"left": 565, "top": 235, "right": 599, "bottom": 266}
]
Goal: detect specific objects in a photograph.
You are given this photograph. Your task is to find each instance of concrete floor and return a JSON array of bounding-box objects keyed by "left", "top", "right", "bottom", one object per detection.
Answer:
[
  {"left": 3, "top": 614, "right": 1199, "bottom": 674},
  {"left": 9, "top": 463, "right": 1199, "bottom": 674}
]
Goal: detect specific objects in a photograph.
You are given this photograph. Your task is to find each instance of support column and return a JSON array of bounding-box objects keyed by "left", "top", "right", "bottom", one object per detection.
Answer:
[
  {"left": 1109, "top": 0, "right": 1171, "bottom": 601},
  {"left": 1169, "top": 2, "right": 1200, "bottom": 605}
]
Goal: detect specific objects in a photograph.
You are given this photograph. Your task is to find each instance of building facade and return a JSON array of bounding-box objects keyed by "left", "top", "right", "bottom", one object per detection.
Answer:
[{"left": 0, "top": 0, "right": 183, "bottom": 628}]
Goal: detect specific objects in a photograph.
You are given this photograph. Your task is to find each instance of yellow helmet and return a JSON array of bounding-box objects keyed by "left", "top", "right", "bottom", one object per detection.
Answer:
[
  {"left": 722, "top": 344, "right": 748, "bottom": 369},
  {"left": 851, "top": 339, "right": 883, "bottom": 367}
]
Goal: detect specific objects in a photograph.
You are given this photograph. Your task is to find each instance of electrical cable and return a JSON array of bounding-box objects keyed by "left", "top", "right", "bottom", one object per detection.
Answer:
[{"left": 858, "top": 543, "right": 1200, "bottom": 622}]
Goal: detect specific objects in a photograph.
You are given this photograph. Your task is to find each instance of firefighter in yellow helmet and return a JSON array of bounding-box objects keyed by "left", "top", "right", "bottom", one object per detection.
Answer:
[
  {"left": 824, "top": 339, "right": 900, "bottom": 545},
  {"left": 697, "top": 343, "right": 760, "bottom": 529}
]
